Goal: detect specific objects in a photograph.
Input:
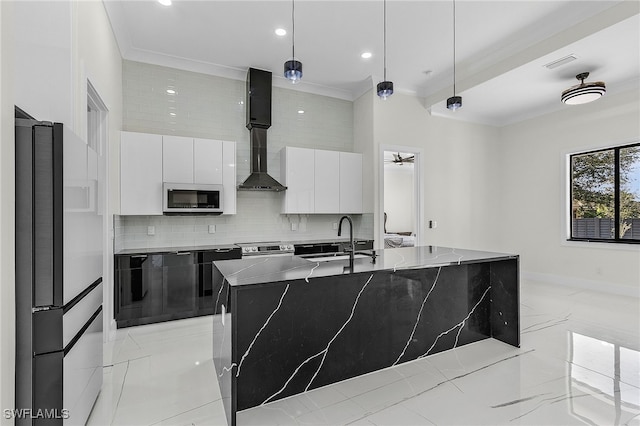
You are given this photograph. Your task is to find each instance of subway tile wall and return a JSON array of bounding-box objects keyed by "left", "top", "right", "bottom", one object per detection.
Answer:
[{"left": 119, "top": 60, "right": 371, "bottom": 250}]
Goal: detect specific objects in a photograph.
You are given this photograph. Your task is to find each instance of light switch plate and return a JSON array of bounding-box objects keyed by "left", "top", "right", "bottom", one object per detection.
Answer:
[
  {"left": 208, "top": 225, "right": 216, "bottom": 234},
  {"left": 147, "top": 226, "right": 155, "bottom": 235},
  {"left": 291, "top": 223, "right": 298, "bottom": 231}
]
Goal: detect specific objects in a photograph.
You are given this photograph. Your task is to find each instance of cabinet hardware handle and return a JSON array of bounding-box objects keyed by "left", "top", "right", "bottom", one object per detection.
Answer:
[
  {"left": 176, "top": 252, "right": 192, "bottom": 255},
  {"left": 214, "top": 249, "right": 233, "bottom": 253},
  {"left": 131, "top": 255, "right": 148, "bottom": 259},
  {"left": 301, "top": 245, "right": 314, "bottom": 248}
]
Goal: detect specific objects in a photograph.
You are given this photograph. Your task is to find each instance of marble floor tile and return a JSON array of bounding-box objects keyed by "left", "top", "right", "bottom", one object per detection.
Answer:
[{"left": 88, "top": 280, "right": 640, "bottom": 425}]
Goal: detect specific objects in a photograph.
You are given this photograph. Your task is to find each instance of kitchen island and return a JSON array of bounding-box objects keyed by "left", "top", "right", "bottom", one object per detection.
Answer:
[{"left": 212, "top": 246, "right": 519, "bottom": 426}]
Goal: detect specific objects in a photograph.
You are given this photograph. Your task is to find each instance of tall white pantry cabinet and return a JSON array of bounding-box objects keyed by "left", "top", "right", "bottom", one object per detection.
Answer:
[{"left": 120, "top": 131, "right": 236, "bottom": 215}]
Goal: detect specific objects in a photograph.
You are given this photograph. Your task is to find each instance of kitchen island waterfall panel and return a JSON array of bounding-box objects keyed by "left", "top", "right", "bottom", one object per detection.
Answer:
[{"left": 212, "top": 246, "right": 519, "bottom": 426}]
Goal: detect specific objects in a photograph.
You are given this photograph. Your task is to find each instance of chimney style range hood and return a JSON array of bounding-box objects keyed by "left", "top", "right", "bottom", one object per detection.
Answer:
[{"left": 238, "top": 68, "right": 287, "bottom": 192}]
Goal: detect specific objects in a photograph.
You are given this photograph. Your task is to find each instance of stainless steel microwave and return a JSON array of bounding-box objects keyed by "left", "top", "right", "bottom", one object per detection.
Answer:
[{"left": 163, "top": 183, "right": 223, "bottom": 214}]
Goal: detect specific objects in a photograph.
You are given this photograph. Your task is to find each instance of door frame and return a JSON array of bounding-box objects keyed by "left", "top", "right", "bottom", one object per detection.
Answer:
[{"left": 378, "top": 144, "right": 424, "bottom": 248}]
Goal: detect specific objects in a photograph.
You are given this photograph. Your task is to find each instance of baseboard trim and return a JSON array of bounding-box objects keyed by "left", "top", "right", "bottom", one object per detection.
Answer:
[{"left": 522, "top": 271, "right": 640, "bottom": 298}]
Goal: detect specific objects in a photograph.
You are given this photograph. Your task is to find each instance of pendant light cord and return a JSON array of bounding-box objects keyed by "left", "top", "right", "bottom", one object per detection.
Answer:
[
  {"left": 383, "top": 0, "right": 387, "bottom": 81},
  {"left": 452, "top": 0, "right": 456, "bottom": 95},
  {"left": 292, "top": 0, "right": 296, "bottom": 60}
]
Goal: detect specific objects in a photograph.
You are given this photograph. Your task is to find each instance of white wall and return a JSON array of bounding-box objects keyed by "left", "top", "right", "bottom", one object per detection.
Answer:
[
  {"left": 496, "top": 89, "right": 640, "bottom": 296},
  {"left": 0, "top": 1, "right": 122, "bottom": 418},
  {"left": 383, "top": 163, "right": 414, "bottom": 233},
  {"left": 371, "top": 92, "right": 501, "bottom": 250},
  {"left": 0, "top": 2, "right": 16, "bottom": 423}
]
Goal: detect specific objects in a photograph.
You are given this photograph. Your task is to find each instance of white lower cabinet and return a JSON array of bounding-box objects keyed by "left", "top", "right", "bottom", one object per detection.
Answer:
[
  {"left": 281, "top": 146, "right": 362, "bottom": 214},
  {"left": 120, "top": 131, "right": 163, "bottom": 215}
]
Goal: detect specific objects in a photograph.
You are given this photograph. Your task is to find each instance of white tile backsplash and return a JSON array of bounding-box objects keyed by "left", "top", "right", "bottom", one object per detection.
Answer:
[{"left": 120, "top": 60, "right": 370, "bottom": 250}]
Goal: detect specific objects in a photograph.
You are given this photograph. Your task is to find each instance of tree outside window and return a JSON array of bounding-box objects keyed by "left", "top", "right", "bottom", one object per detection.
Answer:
[{"left": 570, "top": 143, "right": 640, "bottom": 242}]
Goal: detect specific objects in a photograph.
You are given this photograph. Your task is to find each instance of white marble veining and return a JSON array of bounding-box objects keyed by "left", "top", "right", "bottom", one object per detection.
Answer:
[
  {"left": 88, "top": 279, "right": 639, "bottom": 425},
  {"left": 419, "top": 285, "right": 493, "bottom": 358},
  {"left": 236, "top": 284, "right": 290, "bottom": 378}
]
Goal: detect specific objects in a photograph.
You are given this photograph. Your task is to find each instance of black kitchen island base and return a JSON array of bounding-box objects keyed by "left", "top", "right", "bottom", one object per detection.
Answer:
[{"left": 212, "top": 246, "right": 519, "bottom": 426}]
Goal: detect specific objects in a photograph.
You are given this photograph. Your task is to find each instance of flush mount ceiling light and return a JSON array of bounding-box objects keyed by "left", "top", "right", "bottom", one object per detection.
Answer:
[
  {"left": 361, "top": 52, "right": 372, "bottom": 59},
  {"left": 157, "top": 0, "right": 172, "bottom": 6},
  {"left": 446, "top": 0, "right": 461, "bottom": 111},
  {"left": 284, "top": 0, "right": 302, "bottom": 84},
  {"left": 376, "top": 0, "right": 393, "bottom": 100},
  {"left": 275, "top": 28, "right": 287, "bottom": 36},
  {"left": 561, "top": 72, "right": 606, "bottom": 105}
]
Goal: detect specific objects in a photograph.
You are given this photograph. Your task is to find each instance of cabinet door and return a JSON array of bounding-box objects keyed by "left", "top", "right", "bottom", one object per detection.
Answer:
[
  {"left": 314, "top": 150, "right": 340, "bottom": 213},
  {"left": 120, "top": 132, "right": 163, "bottom": 215},
  {"left": 114, "top": 254, "right": 163, "bottom": 323},
  {"left": 222, "top": 140, "right": 236, "bottom": 215},
  {"left": 339, "top": 152, "right": 363, "bottom": 213},
  {"left": 281, "top": 147, "right": 315, "bottom": 214},
  {"left": 162, "top": 252, "right": 196, "bottom": 315},
  {"left": 162, "top": 135, "right": 194, "bottom": 184},
  {"left": 194, "top": 138, "right": 223, "bottom": 184}
]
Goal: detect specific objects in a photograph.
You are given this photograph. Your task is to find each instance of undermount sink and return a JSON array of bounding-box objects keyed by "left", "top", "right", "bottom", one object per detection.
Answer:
[{"left": 302, "top": 253, "right": 368, "bottom": 262}]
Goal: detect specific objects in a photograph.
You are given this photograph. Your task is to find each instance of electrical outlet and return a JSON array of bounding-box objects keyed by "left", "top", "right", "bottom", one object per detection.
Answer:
[
  {"left": 208, "top": 225, "right": 216, "bottom": 234},
  {"left": 147, "top": 226, "right": 155, "bottom": 236},
  {"left": 291, "top": 222, "right": 298, "bottom": 231},
  {"left": 429, "top": 220, "right": 437, "bottom": 229},
  {"left": 333, "top": 222, "right": 338, "bottom": 230}
]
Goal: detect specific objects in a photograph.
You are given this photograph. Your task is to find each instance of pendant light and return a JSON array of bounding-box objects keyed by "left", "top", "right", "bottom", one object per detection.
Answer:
[
  {"left": 284, "top": 0, "right": 302, "bottom": 84},
  {"left": 561, "top": 72, "right": 606, "bottom": 105},
  {"left": 376, "top": 0, "right": 393, "bottom": 100},
  {"left": 446, "top": 0, "right": 462, "bottom": 111}
]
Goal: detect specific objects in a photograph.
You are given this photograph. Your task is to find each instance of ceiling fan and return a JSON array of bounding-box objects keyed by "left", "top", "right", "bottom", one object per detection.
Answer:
[{"left": 385, "top": 152, "right": 415, "bottom": 165}]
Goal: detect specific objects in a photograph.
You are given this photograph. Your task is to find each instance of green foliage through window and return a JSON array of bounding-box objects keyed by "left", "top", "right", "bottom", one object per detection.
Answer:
[{"left": 570, "top": 143, "right": 640, "bottom": 242}]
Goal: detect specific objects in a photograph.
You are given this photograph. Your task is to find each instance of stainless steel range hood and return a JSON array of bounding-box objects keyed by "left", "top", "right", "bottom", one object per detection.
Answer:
[{"left": 238, "top": 68, "right": 287, "bottom": 192}]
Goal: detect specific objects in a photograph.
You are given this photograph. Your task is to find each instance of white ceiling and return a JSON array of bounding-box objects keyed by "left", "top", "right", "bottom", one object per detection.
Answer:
[{"left": 103, "top": 0, "right": 640, "bottom": 126}]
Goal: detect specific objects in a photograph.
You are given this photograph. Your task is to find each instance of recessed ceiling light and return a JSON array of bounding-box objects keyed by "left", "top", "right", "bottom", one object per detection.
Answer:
[
  {"left": 158, "top": 0, "right": 172, "bottom": 6},
  {"left": 297, "top": 110, "right": 304, "bottom": 114},
  {"left": 169, "top": 112, "right": 176, "bottom": 116},
  {"left": 361, "top": 52, "right": 372, "bottom": 59},
  {"left": 275, "top": 28, "right": 287, "bottom": 36},
  {"left": 166, "top": 89, "right": 175, "bottom": 94}
]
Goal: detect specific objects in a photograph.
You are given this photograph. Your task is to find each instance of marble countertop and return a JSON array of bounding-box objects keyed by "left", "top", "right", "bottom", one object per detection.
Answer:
[
  {"left": 114, "top": 238, "right": 374, "bottom": 256},
  {"left": 215, "top": 245, "right": 518, "bottom": 287},
  {"left": 115, "top": 244, "right": 239, "bottom": 256}
]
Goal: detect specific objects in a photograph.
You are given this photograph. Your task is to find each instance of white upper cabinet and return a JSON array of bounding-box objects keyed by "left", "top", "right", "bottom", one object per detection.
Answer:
[
  {"left": 120, "top": 131, "right": 163, "bottom": 215},
  {"left": 339, "top": 152, "right": 363, "bottom": 214},
  {"left": 222, "top": 140, "right": 236, "bottom": 215},
  {"left": 120, "top": 131, "right": 236, "bottom": 215},
  {"left": 194, "top": 138, "right": 223, "bottom": 184},
  {"left": 314, "top": 150, "right": 340, "bottom": 213},
  {"left": 162, "top": 135, "right": 193, "bottom": 184},
  {"left": 281, "top": 147, "right": 315, "bottom": 214},
  {"left": 163, "top": 136, "right": 224, "bottom": 185},
  {"left": 281, "top": 147, "right": 362, "bottom": 214}
]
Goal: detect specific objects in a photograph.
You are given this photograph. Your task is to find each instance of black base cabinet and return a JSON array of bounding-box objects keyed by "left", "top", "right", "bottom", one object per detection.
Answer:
[{"left": 115, "top": 246, "right": 241, "bottom": 328}]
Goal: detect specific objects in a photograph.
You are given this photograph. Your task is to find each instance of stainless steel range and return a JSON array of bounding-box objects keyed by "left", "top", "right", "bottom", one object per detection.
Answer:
[{"left": 236, "top": 242, "right": 295, "bottom": 257}]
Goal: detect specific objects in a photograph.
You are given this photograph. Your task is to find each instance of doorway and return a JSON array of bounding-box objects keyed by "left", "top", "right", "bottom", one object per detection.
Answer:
[{"left": 380, "top": 146, "right": 423, "bottom": 248}]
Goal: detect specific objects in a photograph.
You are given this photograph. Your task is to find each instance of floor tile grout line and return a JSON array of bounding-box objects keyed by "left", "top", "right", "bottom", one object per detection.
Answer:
[
  {"left": 110, "top": 360, "right": 130, "bottom": 426},
  {"left": 344, "top": 349, "right": 536, "bottom": 425},
  {"left": 147, "top": 399, "right": 219, "bottom": 426}
]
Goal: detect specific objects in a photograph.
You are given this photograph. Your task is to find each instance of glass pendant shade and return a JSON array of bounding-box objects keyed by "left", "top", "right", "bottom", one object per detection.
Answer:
[
  {"left": 561, "top": 72, "right": 605, "bottom": 105},
  {"left": 284, "top": 60, "right": 303, "bottom": 84},
  {"left": 447, "top": 95, "right": 462, "bottom": 111},
  {"left": 377, "top": 81, "right": 394, "bottom": 100}
]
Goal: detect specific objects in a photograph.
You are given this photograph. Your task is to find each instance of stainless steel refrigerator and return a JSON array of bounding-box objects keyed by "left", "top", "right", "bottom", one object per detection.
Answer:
[{"left": 15, "top": 107, "right": 103, "bottom": 426}]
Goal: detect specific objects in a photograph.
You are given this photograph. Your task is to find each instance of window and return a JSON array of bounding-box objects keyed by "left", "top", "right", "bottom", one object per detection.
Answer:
[{"left": 570, "top": 143, "right": 640, "bottom": 243}]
